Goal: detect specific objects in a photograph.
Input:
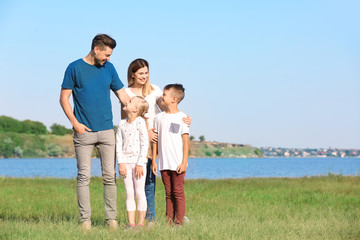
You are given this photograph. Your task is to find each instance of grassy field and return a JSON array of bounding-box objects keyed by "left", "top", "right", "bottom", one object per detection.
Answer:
[
  {"left": 0, "top": 176, "right": 359, "bottom": 240},
  {"left": 189, "top": 141, "right": 260, "bottom": 158}
]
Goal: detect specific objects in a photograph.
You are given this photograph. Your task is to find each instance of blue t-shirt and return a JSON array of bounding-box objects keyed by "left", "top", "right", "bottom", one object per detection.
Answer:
[{"left": 61, "top": 59, "right": 124, "bottom": 131}]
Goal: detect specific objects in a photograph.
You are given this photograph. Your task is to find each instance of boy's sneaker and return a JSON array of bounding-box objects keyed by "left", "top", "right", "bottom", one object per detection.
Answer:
[
  {"left": 183, "top": 216, "right": 190, "bottom": 224},
  {"left": 107, "top": 220, "right": 118, "bottom": 230},
  {"left": 81, "top": 220, "right": 91, "bottom": 231}
]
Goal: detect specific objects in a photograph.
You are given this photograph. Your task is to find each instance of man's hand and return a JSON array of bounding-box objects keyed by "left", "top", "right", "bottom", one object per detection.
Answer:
[
  {"left": 135, "top": 165, "right": 144, "bottom": 180},
  {"left": 119, "top": 163, "right": 127, "bottom": 178},
  {"left": 73, "top": 122, "right": 91, "bottom": 134}
]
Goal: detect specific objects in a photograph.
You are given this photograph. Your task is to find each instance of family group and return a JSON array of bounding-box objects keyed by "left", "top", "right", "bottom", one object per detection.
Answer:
[{"left": 60, "top": 34, "right": 191, "bottom": 230}]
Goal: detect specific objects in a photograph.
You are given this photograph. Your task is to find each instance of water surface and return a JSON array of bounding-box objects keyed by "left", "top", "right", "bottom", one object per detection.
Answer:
[{"left": 1, "top": 157, "right": 359, "bottom": 179}]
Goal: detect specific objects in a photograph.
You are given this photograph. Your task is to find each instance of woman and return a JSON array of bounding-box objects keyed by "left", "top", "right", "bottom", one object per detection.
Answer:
[{"left": 122, "top": 58, "right": 191, "bottom": 223}]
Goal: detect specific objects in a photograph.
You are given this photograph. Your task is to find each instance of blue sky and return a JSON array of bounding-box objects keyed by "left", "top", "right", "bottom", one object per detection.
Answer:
[{"left": 0, "top": 0, "right": 359, "bottom": 148}]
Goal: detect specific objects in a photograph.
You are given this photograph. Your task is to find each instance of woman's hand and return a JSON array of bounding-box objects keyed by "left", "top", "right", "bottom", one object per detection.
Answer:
[
  {"left": 182, "top": 115, "right": 192, "bottom": 127},
  {"left": 148, "top": 128, "right": 158, "bottom": 143}
]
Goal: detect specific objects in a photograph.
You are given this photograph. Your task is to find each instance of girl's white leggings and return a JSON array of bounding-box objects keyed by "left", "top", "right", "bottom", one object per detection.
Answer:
[{"left": 123, "top": 163, "right": 147, "bottom": 211}]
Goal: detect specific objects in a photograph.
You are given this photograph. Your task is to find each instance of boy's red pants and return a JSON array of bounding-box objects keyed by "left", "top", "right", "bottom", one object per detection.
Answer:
[{"left": 161, "top": 170, "right": 186, "bottom": 224}]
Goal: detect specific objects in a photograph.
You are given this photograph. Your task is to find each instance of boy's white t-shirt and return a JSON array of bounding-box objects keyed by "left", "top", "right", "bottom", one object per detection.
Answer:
[
  {"left": 125, "top": 84, "right": 163, "bottom": 129},
  {"left": 154, "top": 111, "right": 189, "bottom": 171}
]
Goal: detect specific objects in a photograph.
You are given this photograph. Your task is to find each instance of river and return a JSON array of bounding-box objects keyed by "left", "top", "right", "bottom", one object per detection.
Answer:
[{"left": 0, "top": 157, "right": 359, "bottom": 179}]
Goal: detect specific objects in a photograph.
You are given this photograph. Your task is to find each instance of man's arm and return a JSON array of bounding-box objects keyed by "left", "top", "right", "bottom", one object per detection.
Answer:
[
  {"left": 176, "top": 133, "right": 189, "bottom": 174},
  {"left": 59, "top": 88, "right": 91, "bottom": 134},
  {"left": 120, "top": 102, "right": 127, "bottom": 119},
  {"left": 114, "top": 88, "right": 130, "bottom": 106}
]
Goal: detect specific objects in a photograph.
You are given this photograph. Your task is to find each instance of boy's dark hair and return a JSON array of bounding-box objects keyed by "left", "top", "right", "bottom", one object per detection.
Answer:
[
  {"left": 91, "top": 34, "right": 116, "bottom": 50},
  {"left": 164, "top": 83, "right": 185, "bottom": 103}
]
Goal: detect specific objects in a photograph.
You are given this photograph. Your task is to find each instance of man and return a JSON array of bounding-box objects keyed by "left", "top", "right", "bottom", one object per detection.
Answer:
[{"left": 60, "top": 34, "right": 129, "bottom": 230}]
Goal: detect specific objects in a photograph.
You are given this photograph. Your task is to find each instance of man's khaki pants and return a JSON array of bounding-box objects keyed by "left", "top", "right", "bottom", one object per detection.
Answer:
[{"left": 73, "top": 129, "right": 117, "bottom": 222}]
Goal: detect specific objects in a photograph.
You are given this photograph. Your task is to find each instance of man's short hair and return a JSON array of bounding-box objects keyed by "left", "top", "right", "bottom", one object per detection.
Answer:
[
  {"left": 91, "top": 34, "right": 116, "bottom": 50},
  {"left": 164, "top": 83, "right": 185, "bottom": 103}
]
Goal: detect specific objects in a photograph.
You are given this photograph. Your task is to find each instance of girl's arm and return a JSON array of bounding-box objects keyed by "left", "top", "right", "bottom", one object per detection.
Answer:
[
  {"left": 176, "top": 133, "right": 189, "bottom": 174},
  {"left": 116, "top": 125, "right": 127, "bottom": 177},
  {"left": 135, "top": 119, "right": 149, "bottom": 179}
]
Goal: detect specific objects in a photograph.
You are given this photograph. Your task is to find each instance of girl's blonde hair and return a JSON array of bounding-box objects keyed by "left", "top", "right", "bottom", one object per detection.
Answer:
[
  {"left": 134, "top": 96, "right": 149, "bottom": 119},
  {"left": 127, "top": 58, "right": 154, "bottom": 97}
]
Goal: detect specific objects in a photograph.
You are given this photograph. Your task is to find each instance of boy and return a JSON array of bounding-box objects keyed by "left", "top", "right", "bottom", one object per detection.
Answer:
[{"left": 152, "top": 84, "right": 189, "bottom": 225}]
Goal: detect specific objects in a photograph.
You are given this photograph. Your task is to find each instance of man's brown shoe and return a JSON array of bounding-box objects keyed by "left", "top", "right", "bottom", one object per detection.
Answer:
[
  {"left": 107, "top": 220, "right": 118, "bottom": 230},
  {"left": 81, "top": 220, "right": 91, "bottom": 231}
]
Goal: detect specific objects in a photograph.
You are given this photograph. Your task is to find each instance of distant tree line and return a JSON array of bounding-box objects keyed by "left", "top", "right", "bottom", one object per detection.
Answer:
[
  {"left": 0, "top": 116, "right": 72, "bottom": 136},
  {"left": 49, "top": 123, "right": 73, "bottom": 136},
  {"left": 0, "top": 116, "right": 74, "bottom": 158},
  {"left": 189, "top": 135, "right": 205, "bottom": 142},
  {"left": 0, "top": 116, "right": 47, "bottom": 135}
]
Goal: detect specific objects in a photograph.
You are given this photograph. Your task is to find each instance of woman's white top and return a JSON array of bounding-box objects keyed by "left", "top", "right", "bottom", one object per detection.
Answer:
[
  {"left": 116, "top": 117, "right": 149, "bottom": 165},
  {"left": 125, "top": 84, "right": 163, "bottom": 129}
]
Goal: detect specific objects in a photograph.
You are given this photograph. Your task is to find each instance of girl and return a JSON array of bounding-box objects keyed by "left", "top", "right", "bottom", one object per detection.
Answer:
[{"left": 116, "top": 96, "right": 149, "bottom": 227}]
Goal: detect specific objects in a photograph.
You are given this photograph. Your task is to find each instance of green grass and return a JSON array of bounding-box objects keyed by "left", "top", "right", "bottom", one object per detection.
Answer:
[{"left": 1, "top": 176, "right": 360, "bottom": 239}]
